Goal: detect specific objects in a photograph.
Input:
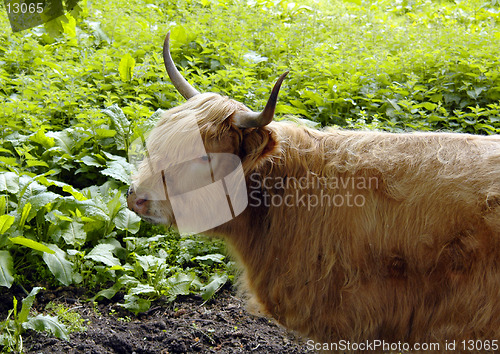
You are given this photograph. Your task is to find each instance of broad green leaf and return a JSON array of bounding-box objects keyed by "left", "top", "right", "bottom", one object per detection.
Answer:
[
  {"left": 29, "top": 130, "right": 55, "bottom": 148},
  {"left": 0, "top": 250, "right": 14, "bottom": 288},
  {"left": 135, "top": 254, "right": 164, "bottom": 272},
  {"left": 46, "top": 130, "right": 74, "bottom": 154},
  {"left": 128, "top": 283, "right": 157, "bottom": 296},
  {"left": 106, "top": 190, "right": 122, "bottom": 219},
  {"left": 95, "top": 128, "right": 116, "bottom": 139},
  {"left": 419, "top": 102, "right": 438, "bottom": 111},
  {"left": 119, "top": 53, "right": 135, "bottom": 82},
  {"left": 119, "top": 294, "right": 150, "bottom": 314},
  {"left": 101, "top": 159, "right": 132, "bottom": 184},
  {"left": 9, "top": 236, "right": 55, "bottom": 254},
  {"left": 61, "top": 197, "right": 109, "bottom": 221},
  {"left": 18, "top": 176, "right": 51, "bottom": 216},
  {"left": 200, "top": 273, "right": 228, "bottom": 301},
  {"left": 26, "top": 192, "right": 60, "bottom": 217},
  {"left": 0, "top": 196, "right": 6, "bottom": 215},
  {"left": 59, "top": 221, "right": 86, "bottom": 246},
  {"left": 90, "top": 283, "right": 122, "bottom": 301},
  {"left": 84, "top": 243, "right": 120, "bottom": 266},
  {"left": 42, "top": 244, "right": 74, "bottom": 286},
  {"left": 0, "top": 215, "right": 15, "bottom": 234},
  {"left": 35, "top": 176, "right": 69, "bottom": 189},
  {"left": 18, "top": 203, "right": 32, "bottom": 228},
  {"left": 0, "top": 156, "right": 18, "bottom": 166},
  {"left": 193, "top": 253, "right": 225, "bottom": 265},
  {"left": 115, "top": 208, "right": 141, "bottom": 234},
  {"left": 165, "top": 272, "right": 197, "bottom": 299},
  {"left": 26, "top": 159, "right": 50, "bottom": 168},
  {"left": 0, "top": 172, "right": 19, "bottom": 193},
  {"left": 80, "top": 155, "right": 102, "bottom": 168},
  {"left": 118, "top": 274, "right": 140, "bottom": 287},
  {"left": 170, "top": 25, "right": 193, "bottom": 49},
  {"left": 19, "top": 286, "right": 44, "bottom": 323},
  {"left": 62, "top": 185, "right": 88, "bottom": 201},
  {"left": 102, "top": 105, "right": 130, "bottom": 150},
  {"left": 24, "top": 314, "right": 69, "bottom": 340}
]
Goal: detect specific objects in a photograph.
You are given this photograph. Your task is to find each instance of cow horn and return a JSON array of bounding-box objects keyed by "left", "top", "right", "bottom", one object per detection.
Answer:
[
  {"left": 163, "top": 32, "right": 200, "bottom": 99},
  {"left": 232, "top": 71, "right": 289, "bottom": 128}
]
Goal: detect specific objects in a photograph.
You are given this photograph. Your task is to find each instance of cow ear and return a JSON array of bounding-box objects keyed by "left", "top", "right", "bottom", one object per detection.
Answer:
[{"left": 241, "top": 127, "right": 277, "bottom": 163}]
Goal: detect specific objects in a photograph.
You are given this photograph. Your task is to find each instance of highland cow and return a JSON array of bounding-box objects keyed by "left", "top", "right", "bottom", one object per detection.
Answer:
[{"left": 127, "top": 33, "right": 500, "bottom": 349}]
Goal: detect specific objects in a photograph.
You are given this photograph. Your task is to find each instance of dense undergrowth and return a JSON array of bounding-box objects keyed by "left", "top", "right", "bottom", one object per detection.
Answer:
[{"left": 0, "top": 0, "right": 499, "bottom": 350}]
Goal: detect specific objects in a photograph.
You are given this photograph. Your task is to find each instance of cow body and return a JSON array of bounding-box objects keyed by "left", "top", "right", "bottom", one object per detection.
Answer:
[
  {"left": 128, "top": 92, "right": 500, "bottom": 345},
  {"left": 127, "top": 34, "right": 500, "bottom": 347}
]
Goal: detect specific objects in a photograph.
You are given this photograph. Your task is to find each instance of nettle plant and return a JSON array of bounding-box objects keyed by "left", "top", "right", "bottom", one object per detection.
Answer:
[{"left": 0, "top": 104, "right": 233, "bottom": 313}]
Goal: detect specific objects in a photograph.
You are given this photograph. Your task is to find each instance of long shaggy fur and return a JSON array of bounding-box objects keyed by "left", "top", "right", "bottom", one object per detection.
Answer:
[{"left": 129, "top": 93, "right": 500, "bottom": 346}]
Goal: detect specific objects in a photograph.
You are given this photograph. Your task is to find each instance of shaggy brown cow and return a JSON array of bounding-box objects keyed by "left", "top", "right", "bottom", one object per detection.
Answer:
[{"left": 127, "top": 33, "right": 500, "bottom": 350}]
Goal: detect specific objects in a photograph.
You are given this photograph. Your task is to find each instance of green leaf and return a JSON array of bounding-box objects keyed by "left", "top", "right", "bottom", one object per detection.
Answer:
[
  {"left": 0, "top": 250, "right": 14, "bottom": 288},
  {"left": 420, "top": 102, "right": 438, "bottom": 111},
  {"left": 119, "top": 294, "right": 150, "bottom": 314},
  {"left": 18, "top": 202, "right": 32, "bottom": 228},
  {"left": 114, "top": 208, "right": 141, "bottom": 234},
  {"left": 29, "top": 130, "right": 55, "bottom": 148},
  {"left": 193, "top": 253, "right": 225, "bottom": 265},
  {"left": 58, "top": 221, "right": 86, "bottom": 246},
  {"left": 42, "top": 244, "right": 74, "bottom": 286},
  {"left": 165, "top": 272, "right": 197, "bottom": 300},
  {"left": 9, "top": 236, "right": 55, "bottom": 254},
  {"left": 96, "top": 128, "right": 117, "bottom": 139},
  {"left": 84, "top": 243, "right": 120, "bottom": 266},
  {"left": 0, "top": 196, "right": 6, "bottom": 215},
  {"left": 128, "top": 283, "right": 157, "bottom": 296},
  {"left": 80, "top": 155, "right": 103, "bottom": 168},
  {"left": 101, "top": 159, "right": 132, "bottom": 184},
  {"left": 0, "top": 172, "right": 19, "bottom": 193},
  {"left": 0, "top": 156, "right": 18, "bottom": 166},
  {"left": 90, "top": 283, "right": 122, "bottom": 302},
  {"left": 26, "top": 160, "right": 50, "bottom": 168},
  {"left": 135, "top": 255, "right": 163, "bottom": 272},
  {"left": 61, "top": 198, "right": 109, "bottom": 221},
  {"left": 24, "top": 314, "right": 69, "bottom": 340},
  {"left": 62, "top": 185, "right": 88, "bottom": 201},
  {"left": 0, "top": 215, "right": 15, "bottom": 235},
  {"left": 19, "top": 287, "right": 44, "bottom": 323},
  {"left": 106, "top": 190, "right": 122, "bottom": 219},
  {"left": 26, "top": 192, "right": 60, "bottom": 214},
  {"left": 200, "top": 273, "right": 228, "bottom": 301},
  {"left": 119, "top": 54, "right": 136, "bottom": 82},
  {"left": 102, "top": 105, "right": 130, "bottom": 150},
  {"left": 46, "top": 130, "right": 74, "bottom": 154}
]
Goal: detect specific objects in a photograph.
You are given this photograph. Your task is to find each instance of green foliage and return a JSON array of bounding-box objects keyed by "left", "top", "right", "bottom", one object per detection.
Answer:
[
  {"left": 0, "top": 287, "right": 68, "bottom": 353},
  {"left": 0, "top": 0, "right": 499, "bottom": 346},
  {"left": 45, "top": 302, "right": 87, "bottom": 334}
]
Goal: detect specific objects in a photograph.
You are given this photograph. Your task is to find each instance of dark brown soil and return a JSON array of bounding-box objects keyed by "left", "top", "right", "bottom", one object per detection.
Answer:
[{"left": 1, "top": 286, "right": 311, "bottom": 353}]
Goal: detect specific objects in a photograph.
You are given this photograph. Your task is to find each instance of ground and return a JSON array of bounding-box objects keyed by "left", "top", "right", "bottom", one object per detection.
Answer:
[{"left": 1, "top": 286, "right": 310, "bottom": 353}]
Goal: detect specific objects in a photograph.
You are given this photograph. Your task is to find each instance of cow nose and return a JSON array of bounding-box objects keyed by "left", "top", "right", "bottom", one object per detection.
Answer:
[{"left": 126, "top": 188, "right": 149, "bottom": 215}]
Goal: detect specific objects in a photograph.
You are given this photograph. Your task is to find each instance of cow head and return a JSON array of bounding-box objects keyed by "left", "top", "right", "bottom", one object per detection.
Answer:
[{"left": 126, "top": 32, "right": 287, "bottom": 233}]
